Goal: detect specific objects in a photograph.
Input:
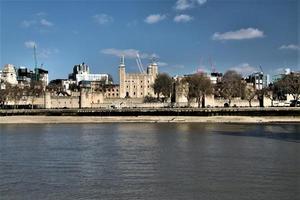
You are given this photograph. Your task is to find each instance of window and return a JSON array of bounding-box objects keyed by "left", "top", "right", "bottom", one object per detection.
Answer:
[
  {"left": 133, "top": 92, "right": 136, "bottom": 95},
  {"left": 141, "top": 93, "right": 143, "bottom": 95},
  {"left": 141, "top": 86, "right": 143, "bottom": 88}
]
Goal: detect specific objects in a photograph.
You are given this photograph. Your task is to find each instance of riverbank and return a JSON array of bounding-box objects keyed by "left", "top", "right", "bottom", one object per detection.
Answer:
[
  {"left": 1, "top": 107, "right": 300, "bottom": 117},
  {"left": 1, "top": 115, "right": 300, "bottom": 124}
]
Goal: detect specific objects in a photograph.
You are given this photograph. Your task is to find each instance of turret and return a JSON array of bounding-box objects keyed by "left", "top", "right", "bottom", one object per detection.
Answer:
[{"left": 119, "top": 55, "right": 126, "bottom": 98}]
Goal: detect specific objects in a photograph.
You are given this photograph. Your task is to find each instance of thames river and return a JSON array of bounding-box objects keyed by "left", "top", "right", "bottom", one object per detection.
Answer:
[{"left": 0, "top": 123, "right": 299, "bottom": 200}]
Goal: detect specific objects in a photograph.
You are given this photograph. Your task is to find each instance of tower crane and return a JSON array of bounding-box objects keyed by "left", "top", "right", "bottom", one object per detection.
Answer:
[
  {"left": 33, "top": 45, "right": 39, "bottom": 81},
  {"left": 136, "top": 53, "right": 145, "bottom": 73}
]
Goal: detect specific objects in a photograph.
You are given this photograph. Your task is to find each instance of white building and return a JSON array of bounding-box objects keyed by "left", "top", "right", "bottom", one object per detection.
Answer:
[
  {"left": 76, "top": 74, "right": 109, "bottom": 84},
  {"left": 69, "top": 63, "right": 109, "bottom": 84},
  {"left": 1, "top": 64, "right": 18, "bottom": 85},
  {"left": 246, "top": 72, "right": 269, "bottom": 90}
]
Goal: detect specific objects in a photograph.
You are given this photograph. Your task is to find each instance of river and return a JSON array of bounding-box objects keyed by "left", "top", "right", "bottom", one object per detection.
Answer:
[{"left": 0, "top": 123, "right": 299, "bottom": 200}]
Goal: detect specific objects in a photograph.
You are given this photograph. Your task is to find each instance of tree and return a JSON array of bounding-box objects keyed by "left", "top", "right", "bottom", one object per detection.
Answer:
[
  {"left": 256, "top": 85, "right": 274, "bottom": 107},
  {"left": 7, "top": 85, "right": 23, "bottom": 109},
  {"left": 274, "top": 73, "right": 300, "bottom": 106},
  {"left": 153, "top": 73, "right": 173, "bottom": 101},
  {"left": 244, "top": 86, "right": 256, "bottom": 107},
  {"left": 25, "top": 81, "right": 44, "bottom": 108},
  {"left": 0, "top": 82, "right": 10, "bottom": 108},
  {"left": 184, "top": 73, "right": 213, "bottom": 108},
  {"left": 107, "top": 74, "right": 114, "bottom": 84},
  {"left": 46, "top": 82, "right": 63, "bottom": 93},
  {"left": 68, "top": 83, "right": 79, "bottom": 92},
  {"left": 219, "top": 70, "right": 245, "bottom": 106}
]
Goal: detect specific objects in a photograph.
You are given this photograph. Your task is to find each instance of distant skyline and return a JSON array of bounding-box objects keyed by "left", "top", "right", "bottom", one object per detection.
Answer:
[{"left": 1, "top": 0, "right": 299, "bottom": 82}]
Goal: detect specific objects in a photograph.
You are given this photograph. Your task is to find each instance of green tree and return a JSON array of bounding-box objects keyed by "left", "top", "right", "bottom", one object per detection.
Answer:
[
  {"left": 184, "top": 73, "right": 213, "bottom": 108},
  {"left": 153, "top": 73, "right": 173, "bottom": 101}
]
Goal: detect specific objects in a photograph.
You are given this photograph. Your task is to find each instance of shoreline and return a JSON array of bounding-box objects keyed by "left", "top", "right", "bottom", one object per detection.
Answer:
[{"left": 1, "top": 116, "right": 300, "bottom": 124}]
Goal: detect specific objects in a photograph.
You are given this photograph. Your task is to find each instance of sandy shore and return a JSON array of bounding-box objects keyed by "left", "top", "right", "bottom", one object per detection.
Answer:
[{"left": 1, "top": 116, "right": 300, "bottom": 124}]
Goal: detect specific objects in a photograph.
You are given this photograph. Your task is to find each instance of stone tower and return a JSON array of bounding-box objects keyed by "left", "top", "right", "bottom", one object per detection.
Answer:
[{"left": 119, "top": 55, "right": 126, "bottom": 98}]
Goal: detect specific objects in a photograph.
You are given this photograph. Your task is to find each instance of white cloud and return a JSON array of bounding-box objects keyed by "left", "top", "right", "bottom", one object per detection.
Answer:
[
  {"left": 197, "top": 0, "right": 207, "bottom": 5},
  {"left": 175, "top": 0, "right": 194, "bottom": 10},
  {"left": 174, "top": 14, "right": 193, "bottom": 23},
  {"left": 175, "top": 0, "right": 207, "bottom": 10},
  {"left": 40, "top": 19, "right": 53, "bottom": 27},
  {"left": 21, "top": 18, "right": 54, "bottom": 28},
  {"left": 101, "top": 48, "right": 158, "bottom": 59},
  {"left": 127, "top": 20, "right": 138, "bottom": 27},
  {"left": 36, "top": 12, "right": 47, "bottom": 17},
  {"left": 157, "top": 62, "right": 168, "bottom": 67},
  {"left": 212, "top": 28, "right": 265, "bottom": 41},
  {"left": 279, "top": 44, "right": 300, "bottom": 51},
  {"left": 144, "top": 14, "right": 166, "bottom": 24},
  {"left": 38, "top": 48, "right": 57, "bottom": 58},
  {"left": 21, "top": 20, "right": 36, "bottom": 28},
  {"left": 24, "top": 41, "right": 37, "bottom": 48},
  {"left": 230, "top": 63, "right": 257, "bottom": 76},
  {"left": 93, "top": 14, "right": 113, "bottom": 25},
  {"left": 24, "top": 41, "right": 59, "bottom": 58}
]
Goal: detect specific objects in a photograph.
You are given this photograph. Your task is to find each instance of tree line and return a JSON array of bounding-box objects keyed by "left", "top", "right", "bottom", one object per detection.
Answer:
[{"left": 150, "top": 70, "right": 300, "bottom": 107}]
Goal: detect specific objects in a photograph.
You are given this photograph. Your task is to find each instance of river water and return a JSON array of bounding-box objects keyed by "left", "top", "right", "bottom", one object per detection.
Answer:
[{"left": 0, "top": 123, "right": 299, "bottom": 200}]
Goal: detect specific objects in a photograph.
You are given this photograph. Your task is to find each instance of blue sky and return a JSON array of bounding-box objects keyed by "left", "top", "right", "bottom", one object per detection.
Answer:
[{"left": 1, "top": 0, "right": 299, "bottom": 82}]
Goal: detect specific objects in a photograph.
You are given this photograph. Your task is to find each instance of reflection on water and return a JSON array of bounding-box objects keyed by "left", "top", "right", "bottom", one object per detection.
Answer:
[{"left": 0, "top": 123, "right": 299, "bottom": 200}]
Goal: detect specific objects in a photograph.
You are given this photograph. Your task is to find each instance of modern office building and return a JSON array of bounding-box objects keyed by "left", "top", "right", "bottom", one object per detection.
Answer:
[
  {"left": 246, "top": 72, "right": 269, "bottom": 90},
  {"left": 69, "top": 63, "right": 109, "bottom": 84}
]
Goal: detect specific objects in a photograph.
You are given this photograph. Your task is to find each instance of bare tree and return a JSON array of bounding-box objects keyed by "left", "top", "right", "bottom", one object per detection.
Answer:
[
  {"left": 275, "top": 73, "right": 300, "bottom": 106},
  {"left": 184, "top": 73, "right": 213, "bottom": 108},
  {"left": 219, "top": 70, "right": 245, "bottom": 106},
  {"left": 25, "top": 81, "right": 44, "bottom": 109},
  {"left": 8, "top": 85, "right": 23, "bottom": 109},
  {"left": 0, "top": 82, "right": 10, "bottom": 108},
  {"left": 257, "top": 86, "right": 274, "bottom": 107},
  {"left": 244, "top": 86, "right": 256, "bottom": 107}
]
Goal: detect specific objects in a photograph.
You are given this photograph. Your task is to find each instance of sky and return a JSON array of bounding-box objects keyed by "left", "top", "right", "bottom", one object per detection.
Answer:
[{"left": 0, "top": 0, "right": 299, "bottom": 82}]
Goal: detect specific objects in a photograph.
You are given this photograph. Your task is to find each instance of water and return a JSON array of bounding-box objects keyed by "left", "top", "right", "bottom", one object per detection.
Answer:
[{"left": 0, "top": 123, "right": 299, "bottom": 200}]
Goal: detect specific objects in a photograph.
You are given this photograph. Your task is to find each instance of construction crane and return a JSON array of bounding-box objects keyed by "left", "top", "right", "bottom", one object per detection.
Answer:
[
  {"left": 136, "top": 53, "right": 145, "bottom": 73},
  {"left": 259, "top": 65, "right": 264, "bottom": 74},
  {"left": 33, "top": 45, "right": 38, "bottom": 68},
  {"left": 33, "top": 45, "right": 39, "bottom": 81},
  {"left": 209, "top": 57, "right": 216, "bottom": 73}
]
